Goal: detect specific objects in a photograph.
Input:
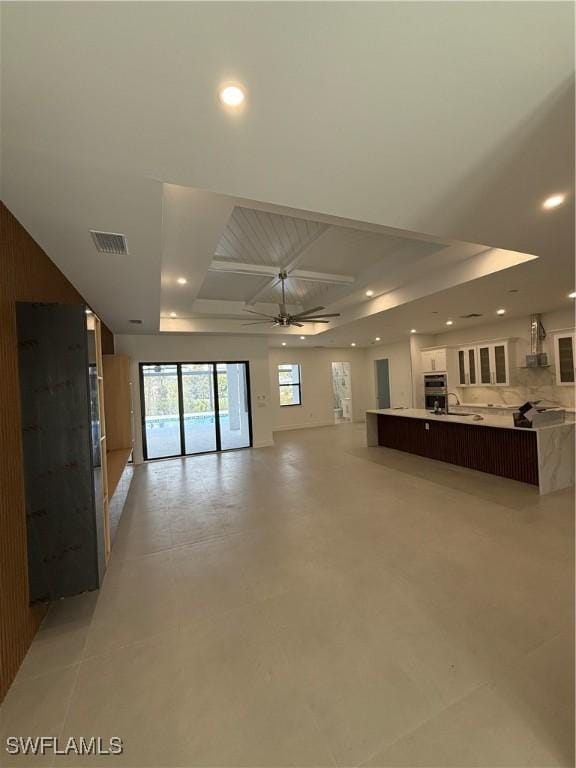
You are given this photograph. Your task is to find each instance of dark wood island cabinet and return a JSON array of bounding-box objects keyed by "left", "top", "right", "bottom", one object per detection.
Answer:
[{"left": 366, "top": 409, "right": 574, "bottom": 494}]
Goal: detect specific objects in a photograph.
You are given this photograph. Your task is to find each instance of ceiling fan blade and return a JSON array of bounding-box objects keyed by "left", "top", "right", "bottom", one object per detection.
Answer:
[
  {"left": 241, "top": 320, "right": 273, "bottom": 326},
  {"left": 291, "top": 322, "right": 304, "bottom": 327},
  {"left": 295, "top": 306, "right": 325, "bottom": 317},
  {"left": 292, "top": 313, "right": 341, "bottom": 320},
  {"left": 301, "top": 319, "right": 330, "bottom": 324},
  {"left": 243, "top": 309, "right": 276, "bottom": 318}
]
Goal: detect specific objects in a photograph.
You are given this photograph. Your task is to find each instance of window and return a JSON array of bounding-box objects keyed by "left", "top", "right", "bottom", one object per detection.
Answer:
[{"left": 278, "top": 363, "right": 301, "bottom": 406}]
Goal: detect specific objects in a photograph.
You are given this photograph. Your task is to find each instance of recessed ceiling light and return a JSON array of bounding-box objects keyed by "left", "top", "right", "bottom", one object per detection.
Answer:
[
  {"left": 170, "top": 312, "right": 177, "bottom": 317},
  {"left": 496, "top": 308, "right": 506, "bottom": 315},
  {"left": 281, "top": 342, "right": 287, "bottom": 346},
  {"left": 569, "top": 291, "right": 576, "bottom": 299},
  {"left": 375, "top": 337, "right": 381, "bottom": 342},
  {"left": 300, "top": 336, "right": 306, "bottom": 340},
  {"left": 365, "top": 290, "right": 374, "bottom": 297},
  {"left": 542, "top": 193, "right": 565, "bottom": 210},
  {"left": 219, "top": 84, "right": 246, "bottom": 108},
  {"left": 410, "top": 329, "right": 417, "bottom": 333},
  {"left": 177, "top": 277, "right": 187, "bottom": 285},
  {"left": 351, "top": 342, "right": 356, "bottom": 347},
  {"left": 446, "top": 320, "right": 454, "bottom": 326}
]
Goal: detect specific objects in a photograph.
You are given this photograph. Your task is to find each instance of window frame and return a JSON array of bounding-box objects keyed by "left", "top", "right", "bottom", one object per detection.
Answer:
[{"left": 277, "top": 362, "right": 302, "bottom": 407}]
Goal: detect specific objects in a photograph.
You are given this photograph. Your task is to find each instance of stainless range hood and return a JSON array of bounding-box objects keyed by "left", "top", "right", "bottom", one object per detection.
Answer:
[{"left": 526, "top": 314, "right": 548, "bottom": 367}]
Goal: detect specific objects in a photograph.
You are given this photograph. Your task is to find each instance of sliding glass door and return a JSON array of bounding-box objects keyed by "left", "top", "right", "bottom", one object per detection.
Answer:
[
  {"left": 140, "top": 362, "right": 252, "bottom": 460},
  {"left": 217, "top": 363, "right": 251, "bottom": 450},
  {"left": 181, "top": 364, "right": 217, "bottom": 454},
  {"left": 140, "top": 364, "right": 182, "bottom": 459}
]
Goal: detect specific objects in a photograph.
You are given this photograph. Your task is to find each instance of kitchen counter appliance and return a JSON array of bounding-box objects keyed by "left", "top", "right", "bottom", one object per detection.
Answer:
[{"left": 424, "top": 373, "right": 448, "bottom": 411}]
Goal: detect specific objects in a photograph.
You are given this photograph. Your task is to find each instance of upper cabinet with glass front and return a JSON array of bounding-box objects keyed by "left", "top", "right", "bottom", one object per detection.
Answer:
[
  {"left": 457, "top": 347, "right": 478, "bottom": 386},
  {"left": 476, "top": 341, "right": 510, "bottom": 386},
  {"left": 553, "top": 331, "right": 576, "bottom": 385},
  {"left": 456, "top": 340, "right": 513, "bottom": 387}
]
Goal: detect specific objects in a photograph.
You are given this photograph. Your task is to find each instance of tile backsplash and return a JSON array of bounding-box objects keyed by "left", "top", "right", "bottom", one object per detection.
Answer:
[{"left": 457, "top": 367, "right": 575, "bottom": 409}]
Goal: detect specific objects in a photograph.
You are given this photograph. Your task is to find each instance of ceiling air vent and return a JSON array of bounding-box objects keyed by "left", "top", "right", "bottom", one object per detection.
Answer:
[
  {"left": 90, "top": 230, "right": 129, "bottom": 255},
  {"left": 459, "top": 313, "right": 483, "bottom": 318}
]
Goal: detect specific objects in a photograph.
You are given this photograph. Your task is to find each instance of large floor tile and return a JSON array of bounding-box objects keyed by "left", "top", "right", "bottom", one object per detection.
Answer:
[{"left": 1, "top": 424, "right": 573, "bottom": 767}]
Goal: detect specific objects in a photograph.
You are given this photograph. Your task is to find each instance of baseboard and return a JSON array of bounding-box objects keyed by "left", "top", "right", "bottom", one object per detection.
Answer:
[
  {"left": 253, "top": 439, "right": 275, "bottom": 448},
  {"left": 273, "top": 420, "right": 335, "bottom": 432}
]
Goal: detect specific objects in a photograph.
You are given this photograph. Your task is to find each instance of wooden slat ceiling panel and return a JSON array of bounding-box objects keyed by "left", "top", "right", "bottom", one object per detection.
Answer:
[{"left": 214, "top": 206, "right": 327, "bottom": 267}]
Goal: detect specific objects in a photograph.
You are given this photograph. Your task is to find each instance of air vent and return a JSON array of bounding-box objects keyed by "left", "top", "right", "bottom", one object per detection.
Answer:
[
  {"left": 129, "top": 319, "right": 142, "bottom": 325},
  {"left": 459, "top": 313, "right": 483, "bottom": 318},
  {"left": 90, "top": 230, "right": 129, "bottom": 255}
]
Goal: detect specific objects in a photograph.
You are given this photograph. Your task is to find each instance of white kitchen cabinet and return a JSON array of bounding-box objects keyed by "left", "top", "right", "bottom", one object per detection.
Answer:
[
  {"left": 477, "top": 341, "right": 510, "bottom": 386},
  {"left": 421, "top": 347, "right": 447, "bottom": 373},
  {"left": 457, "top": 347, "right": 478, "bottom": 386},
  {"left": 553, "top": 331, "right": 576, "bottom": 385}
]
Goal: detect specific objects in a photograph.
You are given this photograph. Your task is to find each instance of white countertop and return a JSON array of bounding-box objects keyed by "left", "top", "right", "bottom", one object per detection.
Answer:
[
  {"left": 453, "top": 402, "right": 519, "bottom": 411},
  {"left": 454, "top": 402, "right": 576, "bottom": 414},
  {"left": 366, "top": 408, "right": 574, "bottom": 432}
]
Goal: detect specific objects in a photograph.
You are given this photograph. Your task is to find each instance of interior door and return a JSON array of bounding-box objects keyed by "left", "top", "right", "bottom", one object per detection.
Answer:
[
  {"left": 181, "top": 363, "right": 218, "bottom": 454},
  {"left": 375, "top": 359, "right": 391, "bottom": 409}
]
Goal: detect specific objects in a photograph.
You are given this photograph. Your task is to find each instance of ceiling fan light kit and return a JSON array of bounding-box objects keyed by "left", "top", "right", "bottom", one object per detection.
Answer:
[{"left": 242, "top": 272, "right": 341, "bottom": 328}]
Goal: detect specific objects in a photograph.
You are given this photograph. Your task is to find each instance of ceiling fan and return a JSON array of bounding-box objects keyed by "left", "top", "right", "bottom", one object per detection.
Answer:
[{"left": 242, "top": 272, "right": 341, "bottom": 328}]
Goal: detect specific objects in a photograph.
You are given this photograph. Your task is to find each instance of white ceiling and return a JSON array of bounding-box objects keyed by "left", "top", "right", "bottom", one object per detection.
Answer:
[{"left": 1, "top": 2, "right": 574, "bottom": 341}]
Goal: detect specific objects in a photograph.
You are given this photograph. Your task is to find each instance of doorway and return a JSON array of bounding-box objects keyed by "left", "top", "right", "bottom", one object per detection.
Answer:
[
  {"left": 331, "top": 362, "right": 353, "bottom": 423},
  {"left": 375, "top": 358, "right": 391, "bottom": 409},
  {"left": 139, "top": 361, "right": 252, "bottom": 460}
]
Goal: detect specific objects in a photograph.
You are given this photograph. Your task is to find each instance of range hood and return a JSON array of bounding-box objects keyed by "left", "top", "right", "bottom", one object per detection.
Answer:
[{"left": 526, "top": 314, "right": 548, "bottom": 367}]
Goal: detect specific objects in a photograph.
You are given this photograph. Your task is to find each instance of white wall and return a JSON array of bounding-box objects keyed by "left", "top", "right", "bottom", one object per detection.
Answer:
[
  {"left": 115, "top": 334, "right": 273, "bottom": 462},
  {"left": 268, "top": 347, "right": 368, "bottom": 431},
  {"left": 363, "top": 340, "right": 414, "bottom": 410}
]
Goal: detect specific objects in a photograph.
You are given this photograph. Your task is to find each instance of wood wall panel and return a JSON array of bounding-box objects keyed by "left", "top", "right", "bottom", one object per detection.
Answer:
[
  {"left": 102, "top": 355, "right": 133, "bottom": 452},
  {"left": 377, "top": 414, "right": 539, "bottom": 485},
  {"left": 0, "top": 202, "right": 114, "bottom": 701}
]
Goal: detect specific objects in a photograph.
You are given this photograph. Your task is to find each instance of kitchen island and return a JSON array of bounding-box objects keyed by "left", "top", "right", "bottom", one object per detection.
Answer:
[{"left": 366, "top": 408, "right": 574, "bottom": 495}]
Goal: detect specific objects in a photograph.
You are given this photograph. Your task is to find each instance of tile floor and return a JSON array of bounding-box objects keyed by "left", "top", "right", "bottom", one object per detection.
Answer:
[{"left": 1, "top": 424, "right": 574, "bottom": 767}]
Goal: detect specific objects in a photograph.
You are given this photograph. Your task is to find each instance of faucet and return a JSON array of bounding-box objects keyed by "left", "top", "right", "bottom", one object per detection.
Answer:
[{"left": 446, "top": 392, "right": 460, "bottom": 414}]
